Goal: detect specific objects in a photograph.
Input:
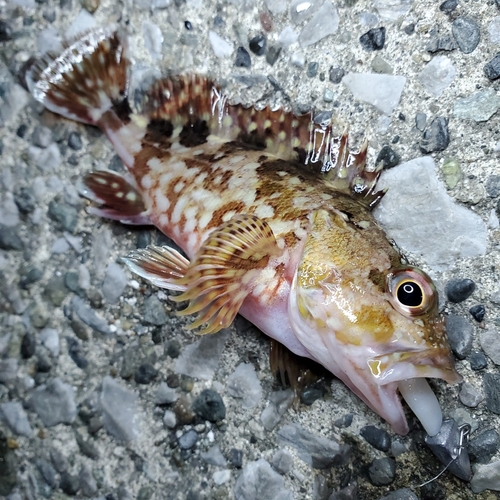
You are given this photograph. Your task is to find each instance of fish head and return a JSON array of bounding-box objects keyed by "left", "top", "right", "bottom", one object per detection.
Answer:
[{"left": 288, "top": 209, "right": 461, "bottom": 434}]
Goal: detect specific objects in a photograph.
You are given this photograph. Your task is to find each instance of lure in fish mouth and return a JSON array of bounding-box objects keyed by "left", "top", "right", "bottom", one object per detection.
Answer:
[{"left": 26, "top": 27, "right": 462, "bottom": 440}]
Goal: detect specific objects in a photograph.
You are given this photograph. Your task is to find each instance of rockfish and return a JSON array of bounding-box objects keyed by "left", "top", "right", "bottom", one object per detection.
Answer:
[{"left": 27, "top": 27, "right": 461, "bottom": 436}]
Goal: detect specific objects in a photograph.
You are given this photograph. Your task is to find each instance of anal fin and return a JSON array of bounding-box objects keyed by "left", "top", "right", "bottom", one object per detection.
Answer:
[
  {"left": 123, "top": 214, "right": 281, "bottom": 335},
  {"left": 81, "top": 170, "right": 150, "bottom": 225}
]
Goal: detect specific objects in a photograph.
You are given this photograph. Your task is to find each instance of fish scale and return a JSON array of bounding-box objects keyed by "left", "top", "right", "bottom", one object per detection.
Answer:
[{"left": 28, "top": 26, "right": 461, "bottom": 438}]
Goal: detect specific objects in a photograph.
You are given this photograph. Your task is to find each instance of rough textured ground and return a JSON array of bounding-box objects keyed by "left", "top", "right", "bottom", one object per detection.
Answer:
[{"left": 2, "top": 0, "right": 500, "bottom": 499}]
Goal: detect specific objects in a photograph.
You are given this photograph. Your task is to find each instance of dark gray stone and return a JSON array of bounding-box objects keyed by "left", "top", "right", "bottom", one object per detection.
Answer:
[
  {"left": 439, "top": 0, "right": 458, "bottom": 13},
  {"left": 21, "top": 332, "right": 36, "bottom": 359},
  {"left": 376, "top": 145, "right": 400, "bottom": 169},
  {"left": 379, "top": 488, "right": 418, "bottom": 500},
  {"left": 235, "top": 47, "right": 251, "bottom": 68},
  {"left": 445, "top": 314, "right": 473, "bottom": 360},
  {"left": 484, "top": 53, "right": 500, "bottom": 81},
  {"left": 36, "top": 458, "right": 57, "bottom": 488},
  {"left": 66, "top": 336, "right": 88, "bottom": 369},
  {"left": 469, "top": 351, "right": 487, "bottom": 371},
  {"left": 469, "top": 304, "right": 485, "bottom": 322},
  {"left": 71, "top": 296, "right": 111, "bottom": 334},
  {"left": 486, "top": 175, "right": 500, "bottom": 198},
  {"left": 48, "top": 199, "right": 79, "bottom": 233},
  {"left": 60, "top": 471, "right": 79, "bottom": 495},
  {"left": 359, "top": 27, "right": 386, "bottom": 51},
  {"left": 14, "top": 186, "right": 36, "bottom": 213},
  {"left": 178, "top": 429, "right": 198, "bottom": 449},
  {"left": 419, "top": 117, "right": 449, "bottom": 153},
  {"left": 360, "top": 425, "right": 391, "bottom": 452},
  {"left": 468, "top": 429, "right": 500, "bottom": 463},
  {"left": 452, "top": 17, "right": 480, "bottom": 54},
  {"left": 0, "top": 433, "right": 18, "bottom": 496},
  {"left": 0, "top": 19, "right": 13, "bottom": 41},
  {"left": 307, "top": 61, "right": 319, "bottom": 78},
  {"left": 484, "top": 373, "right": 500, "bottom": 414},
  {"left": 329, "top": 482, "right": 358, "bottom": 500},
  {"left": 44, "top": 275, "right": 68, "bottom": 307},
  {"left": 427, "top": 35, "right": 457, "bottom": 53},
  {"left": 229, "top": 448, "right": 243, "bottom": 468},
  {"left": 329, "top": 66, "right": 345, "bottom": 84},
  {"left": 415, "top": 112, "right": 426, "bottom": 131},
  {"left": 368, "top": 457, "right": 396, "bottom": 486},
  {"left": 249, "top": 33, "right": 266, "bottom": 56},
  {"left": 134, "top": 363, "right": 158, "bottom": 384},
  {"left": 445, "top": 278, "right": 475, "bottom": 303},
  {"left": 0, "top": 225, "right": 23, "bottom": 250},
  {"left": 266, "top": 44, "right": 281, "bottom": 66},
  {"left": 67, "top": 132, "right": 82, "bottom": 150},
  {"left": 192, "top": 389, "right": 226, "bottom": 422},
  {"left": 143, "top": 295, "right": 168, "bottom": 325},
  {"left": 20, "top": 267, "right": 43, "bottom": 288}
]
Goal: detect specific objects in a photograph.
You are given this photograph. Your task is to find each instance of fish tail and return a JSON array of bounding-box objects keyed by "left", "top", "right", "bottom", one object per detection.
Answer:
[{"left": 27, "top": 27, "right": 130, "bottom": 127}]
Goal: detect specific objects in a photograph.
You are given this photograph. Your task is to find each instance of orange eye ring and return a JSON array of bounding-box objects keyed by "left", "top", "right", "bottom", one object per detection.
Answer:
[{"left": 387, "top": 267, "right": 437, "bottom": 316}]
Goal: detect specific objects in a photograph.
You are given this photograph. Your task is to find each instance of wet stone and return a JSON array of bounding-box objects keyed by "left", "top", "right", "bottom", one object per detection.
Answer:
[
  {"left": 30, "top": 378, "right": 77, "bottom": 426},
  {"left": 249, "top": 33, "right": 266, "bottom": 55},
  {"left": 229, "top": 448, "right": 243, "bottom": 468},
  {"left": 334, "top": 413, "right": 353, "bottom": 429},
  {"left": 468, "top": 429, "right": 500, "bottom": 463},
  {"left": 469, "top": 304, "right": 486, "bottom": 323},
  {"left": 14, "top": 187, "right": 36, "bottom": 214},
  {"left": 143, "top": 295, "right": 168, "bottom": 325},
  {"left": 469, "top": 351, "right": 487, "bottom": 371},
  {"left": 445, "top": 278, "right": 475, "bottom": 302},
  {"left": 265, "top": 44, "right": 281, "bottom": 66},
  {"left": 484, "top": 373, "right": 500, "bottom": 414},
  {"left": 192, "top": 389, "right": 226, "bottom": 422},
  {"left": 329, "top": 66, "right": 345, "bottom": 84},
  {"left": 21, "top": 332, "right": 36, "bottom": 359},
  {"left": 360, "top": 27, "right": 386, "bottom": 51},
  {"left": 360, "top": 425, "right": 391, "bottom": 452},
  {"left": 60, "top": 471, "right": 79, "bottom": 495},
  {"left": 134, "top": 363, "right": 158, "bottom": 384},
  {"left": 487, "top": 175, "right": 500, "bottom": 198},
  {"left": 376, "top": 145, "right": 400, "bottom": 169},
  {"left": 440, "top": 0, "right": 458, "bottom": 13},
  {"left": 235, "top": 47, "right": 251, "bottom": 68},
  {"left": 368, "top": 457, "right": 395, "bottom": 486},
  {"left": 178, "top": 429, "right": 198, "bottom": 450},
  {"left": 17, "top": 124, "right": 28, "bottom": 138},
  {"left": 445, "top": 314, "right": 473, "bottom": 359},
  {"left": 48, "top": 199, "right": 79, "bottom": 233},
  {"left": 68, "top": 132, "right": 83, "bottom": 150},
  {"left": 459, "top": 382, "right": 483, "bottom": 408},
  {"left": 307, "top": 61, "right": 319, "bottom": 78},
  {"left": 452, "top": 16, "right": 480, "bottom": 54},
  {"left": 0, "top": 225, "right": 24, "bottom": 250},
  {"left": 420, "top": 116, "right": 449, "bottom": 153},
  {"left": 484, "top": 54, "right": 500, "bottom": 81},
  {"left": 299, "top": 385, "right": 324, "bottom": 406}
]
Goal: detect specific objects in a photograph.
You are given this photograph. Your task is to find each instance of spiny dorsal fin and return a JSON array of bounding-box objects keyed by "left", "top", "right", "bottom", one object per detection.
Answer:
[{"left": 141, "top": 74, "right": 385, "bottom": 207}]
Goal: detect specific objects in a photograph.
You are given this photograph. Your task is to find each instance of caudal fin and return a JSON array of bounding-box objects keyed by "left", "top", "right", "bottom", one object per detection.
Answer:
[{"left": 27, "top": 27, "right": 130, "bottom": 126}]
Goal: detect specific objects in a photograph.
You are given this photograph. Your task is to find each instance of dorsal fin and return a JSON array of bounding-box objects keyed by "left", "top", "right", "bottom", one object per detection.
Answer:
[{"left": 141, "top": 74, "right": 385, "bottom": 207}]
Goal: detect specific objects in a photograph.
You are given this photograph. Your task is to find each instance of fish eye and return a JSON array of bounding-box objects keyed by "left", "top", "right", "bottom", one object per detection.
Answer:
[{"left": 387, "top": 267, "right": 437, "bottom": 316}]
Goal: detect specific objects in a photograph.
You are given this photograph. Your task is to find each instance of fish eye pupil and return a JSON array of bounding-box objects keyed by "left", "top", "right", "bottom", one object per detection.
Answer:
[{"left": 397, "top": 281, "right": 423, "bottom": 307}]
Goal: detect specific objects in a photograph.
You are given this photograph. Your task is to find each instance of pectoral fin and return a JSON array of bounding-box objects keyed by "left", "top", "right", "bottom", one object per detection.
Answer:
[{"left": 124, "top": 214, "right": 280, "bottom": 334}]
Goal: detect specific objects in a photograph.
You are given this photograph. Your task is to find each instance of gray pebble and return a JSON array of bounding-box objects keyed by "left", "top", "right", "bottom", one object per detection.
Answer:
[
  {"left": 484, "top": 53, "right": 500, "bottom": 80},
  {"left": 200, "top": 444, "right": 227, "bottom": 467},
  {"left": 445, "top": 278, "right": 475, "bottom": 303},
  {"left": 271, "top": 448, "right": 293, "bottom": 474},
  {"left": 359, "top": 27, "right": 386, "bottom": 51},
  {"left": 376, "top": 145, "right": 400, "bottom": 169},
  {"left": 71, "top": 296, "right": 111, "bottom": 335},
  {"left": 323, "top": 89, "right": 334, "bottom": 102},
  {"left": 50, "top": 447, "right": 68, "bottom": 472},
  {"left": 368, "top": 457, "right": 396, "bottom": 486},
  {"left": 445, "top": 314, "right": 473, "bottom": 359},
  {"left": 440, "top": 0, "right": 458, "bottom": 14},
  {"left": 307, "top": 61, "right": 319, "bottom": 78},
  {"left": 329, "top": 66, "right": 345, "bottom": 84},
  {"left": 379, "top": 488, "right": 418, "bottom": 500},
  {"left": 67, "top": 131, "right": 82, "bottom": 150},
  {"left": 235, "top": 47, "right": 251, "bottom": 68},
  {"left": 60, "top": 470, "right": 79, "bottom": 495},
  {"left": 30, "top": 378, "right": 77, "bottom": 427},
  {"left": 21, "top": 332, "right": 36, "bottom": 359},
  {"left": 469, "top": 351, "right": 488, "bottom": 371},
  {"left": 178, "top": 429, "right": 198, "bottom": 449},
  {"left": 67, "top": 336, "right": 89, "bottom": 369},
  {"left": 419, "top": 117, "right": 449, "bottom": 153},
  {"left": 260, "top": 389, "right": 294, "bottom": 431},
  {"left": 102, "top": 262, "right": 127, "bottom": 304},
  {"left": 36, "top": 458, "right": 57, "bottom": 488},
  {"left": 31, "top": 125, "right": 52, "bottom": 148},
  {"left": 39, "top": 328, "right": 60, "bottom": 357},
  {"left": 486, "top": 175, "right": 500, "bottom": 198},
  {"left": 452, "top": 17, "right": 480, "bottom": 54},
  {"left": 427, "top": 35, "right": 457, "bottom": 53},
  {"left": 79, "top": 463, "right": 97, "bottom": 497},
  {"left": 134, "top": 363, "right": 158, "bottom": 384},
  {"left": 143, "top": 295, "right": 168, "bottom": 325},
  {"left": 0, "top": 225, "right": 24, "bottom": 250},
  {"left": 480, "top": 328, "right": 500, "bottom": 365},
  {"left": 163, "top": 410, "right": 176, "bottom": 429},
  {"left": 484, "top": 373, "right": 500, "bottom": 414},
  {"left": 0, "top": 401, "right": 33, "bottom": 437},
  {"left": 28, "top": 300, "right": 50, "bottom": 328},
  {"left": 192, "top": 389, "right": 226, "bottom": 422},
  {"left": 266, "top": 44, "right": 281, "bottom": 66},
  {"left": 249, "top": 34, "right": 266, "bottom": 56},
  {"left": 20, "top": 267, "right": 43, "bottom": 289},
  {"left": 48, "top": 199, "right": 79, "bottom": 233},
  {"left": 229, "top": 448, "right": 243, "bottom": 468},
  {"left": 14, "top": 187, "right": 36, "bottom": 214},
  {"left": 43, "top": 275, "right": 68, "bottom": 307},
  {"left": 468, "top": 428, "right": 500, "bottom": 463},
  {"left": 360, "top": 425, "right": 391, "bottom": 452},
  {"left": 459, "top": 382, "right": 483, "bottom": 407},
  {"left": 155, "top": 382, "right": 178, "bottom": 405}
]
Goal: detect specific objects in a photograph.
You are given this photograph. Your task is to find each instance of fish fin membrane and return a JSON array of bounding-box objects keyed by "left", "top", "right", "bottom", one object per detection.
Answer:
[
  {"left": 170, "top": 214, "right": 281, "bottom": 335},
  {"left": 81, "top": 170, "right": 150, "bottom": 224},
  {"left": 27, "top": 27, "right": 130, "bottom": 125},
  {"left": 123, "top": 246, "right": 189, "bottom": 291}
]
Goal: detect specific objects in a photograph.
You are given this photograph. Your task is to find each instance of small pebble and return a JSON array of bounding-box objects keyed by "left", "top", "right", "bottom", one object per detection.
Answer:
[
  {"left": 299, "top": 386, "right": 324, "bottom": 406},
  {"left": 31, "top": 125, "right": 52, "bottom": 148},
  {"left": 486, "top": 175, "right": 500, "bottom": 198},
  {"left": 468, "top": 429, "right": 500, "bottom": 463},
  {"left": 20, "top": 267, "right": 43, "bottom": 289},
  {"left": 483, "top": 373, "right": 500, "bottom": 414},
  {"left": 360, "top": 425, "right": 391, "bottom": 452},
  {"left": 60, "top": 471, "right": 80, "bottom": 495},
  {"left": 0, "top": 19, "right": 13, "bottom": 41},
  {"left": 376, "top": 145, "right": 400, "bottom": 169},
  {"left": 184, "top": 20, "right": 192, "bottom": 30},
  {"left": 368, "top": 457, "right": 395, "bottom": 486},
  {"left": 67, "top": 131, "right": 82, "bottom": 150},
  {"left": 17, "top": 124, "right": 28, "bottom": 138},
  {"left": 469, "top": 351, "right": 488, "bottom": 371},
  {"left": 163, "top": 410, "right": 176, "bottom": 429},
  {"left": 459, "top": 382, "right": 483, "bottom": 408},
  {"left": 235, "top": 46, "right": 251, "bottom": 68},
  {"left": 66, "top": 336, "right": 89, "bottom": 369},
  {"left": 81, "top": 0, "right": 100, "bottom": 13},
  {"left": 329, "top": 66, "right": 345, "bottom": 84},
  {"left": 404, "top": 23, "right": 415, "bottom": 35},
  {"left": 178, "top": 429, "right": 198, "bottom": 450},
  {"left": 420, "top": 117, "right": 450, "bottom": 153},
  {"left": 445, "top": 278, "right": 475, "bottom": 302},
  {"left": 452, "top": 17, "right": 480, "bottom": 54},
  {"left": 469, "top": 304, "right": 485, "bottom": 322},
  {"left": 307, "top": 61, "right": 319, "bottom": 78},
  {"left": 249, "top": 33, "right": 266, "bottom": 56},
  {"left": 47, "top": 199, "right": 79, "bottom": 233},
  {"left": 441, "top": 158, "right": 462, "bottom": 189},
  {"left": 0, "top": 225, "right": 24, "bottom": 251},
  {"left": 445, "top": 314, "right": 473, "bottom": 360},
  {"left": 192, "top": 389, "right": 226, "bottom": 422},
  {"left": 381, "top": 489, "right": 419, "bottom": 500},
  {"left": 265, "top": 44, "right": 281, "bottom": 66},
  {"left": 323, "top": 89, "right": 334, "bottom": 102},
  {"left": 229, "top": 448, "right": 243, "bottom": 468},
  {"left": 21, "top": 332, "right": 36, "bottom": 359},
  {"left": 440, "top": 0, "right": 458, "bottom": 13},
  {"left": 480, "top": 328, "right": 500, "bottom": 365},
  {"left": 14, "top": 187, "right": 36, "bottom": 214},
  {"left": 271, "top": 448, "right": 294, "bottom": 475},
  {"left": 484, "top": 53, "right": 500, "bottom": 81},
  {"left": 415, "top": 112, "right": 426, "bottom": 132},
  {"left": 359, "top": 27, "right": 386, "bottom": 51},
  {"left": 143, "top": 295, "right": 168, "bottom": 325},
  {"left": 427, "top": 35, "right": 457, "bottom": 53}
]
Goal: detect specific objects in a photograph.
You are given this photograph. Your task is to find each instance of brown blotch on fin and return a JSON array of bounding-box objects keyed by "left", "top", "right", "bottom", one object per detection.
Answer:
[{"left": 171, "top": 214, "right": 281, "bottom": 335}]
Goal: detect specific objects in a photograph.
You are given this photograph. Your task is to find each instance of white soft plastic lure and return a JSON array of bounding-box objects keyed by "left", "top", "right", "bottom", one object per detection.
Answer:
[{"left": 28, "top": 27, "right": 461, "bottom": 435}]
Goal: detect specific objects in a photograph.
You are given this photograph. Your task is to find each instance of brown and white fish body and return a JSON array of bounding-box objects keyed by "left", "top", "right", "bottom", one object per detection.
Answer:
[{"left": 28, "top": 27, "right": 461, "bottom": 436}]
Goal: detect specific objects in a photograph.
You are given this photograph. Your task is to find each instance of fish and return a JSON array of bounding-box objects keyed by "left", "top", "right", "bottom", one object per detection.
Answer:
[{"left": 27, "top": 26, "right": 461, "bottom": 436}]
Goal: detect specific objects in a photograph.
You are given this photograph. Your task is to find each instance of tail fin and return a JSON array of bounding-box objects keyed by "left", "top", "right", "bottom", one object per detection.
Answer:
[{"left": 27, "top": 27, "right": 129, "bottom": 126}]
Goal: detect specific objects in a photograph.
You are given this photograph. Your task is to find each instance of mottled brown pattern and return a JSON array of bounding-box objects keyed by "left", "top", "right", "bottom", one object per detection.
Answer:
[
  {"left": 208, "top": 201, "right": 247, "bottom": 229},
  {"left": 133, "top": 143, "right": 170, "bottom": 181},
  {"left": 144, "top": 119, "right": 173, "bottom": 147}
]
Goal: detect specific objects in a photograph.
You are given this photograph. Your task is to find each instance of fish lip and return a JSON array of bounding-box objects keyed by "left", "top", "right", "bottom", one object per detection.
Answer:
[{"left": 367, "top": 349, "right": 462, "bottom": 386}]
